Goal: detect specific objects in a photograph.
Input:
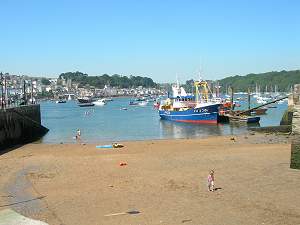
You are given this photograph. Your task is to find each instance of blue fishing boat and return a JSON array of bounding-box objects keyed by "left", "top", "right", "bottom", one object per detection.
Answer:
[{"left": 159, "top": 80, "right": 221, "bottom": 124}]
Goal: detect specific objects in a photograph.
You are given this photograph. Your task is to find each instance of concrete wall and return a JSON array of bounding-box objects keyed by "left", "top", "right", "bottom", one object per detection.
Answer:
[{"left": 0, "top": 105, "right": 48, "bottom": 151}]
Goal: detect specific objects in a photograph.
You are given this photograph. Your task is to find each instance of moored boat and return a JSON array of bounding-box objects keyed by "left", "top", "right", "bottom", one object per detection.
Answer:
[
  {"left": 78, "top": 97, "right": 92, "bottom": 103},
  {"left": 78, "top": 103, "right": 95, "bottom": 107},
  {"left": 159, "top": 79, "right": 221, "bottom": 124},
  {"left": 233, "top": 108, "right": 268, "bottom": 116},
  {"left": 153, "top": 102, "right": 160, "bottom": 109},
  {"left": 138, "top": 101, "right": 148, "bottom": 106},
  {"left": 251, "top": 108, "right": 268, "bottom": 115},
  {"left": 93, "top": 99, "right": 106, "bottom": 106},
  {"left": 56, "top": 100, "right": 67, "bottom": 104},
  {"left": 228, "top": 114, "right": 260, "bottom": 123},
  {"left": 129, "top": 100, "right": 139, "bottom": 105},
  {"left": 102, "top": 97, "right": 113, "bottom": 102}
]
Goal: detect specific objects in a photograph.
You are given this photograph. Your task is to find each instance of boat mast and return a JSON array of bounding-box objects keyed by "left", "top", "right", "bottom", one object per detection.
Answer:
[
  {"left": 216, "top": 81, "right": 220, "bottom": 98},
  {"left": 225, "top": 84, "right": 228, "bottom": 95},
  {"left": 195, "top": 81, "right": 199, "bottom": 103}
]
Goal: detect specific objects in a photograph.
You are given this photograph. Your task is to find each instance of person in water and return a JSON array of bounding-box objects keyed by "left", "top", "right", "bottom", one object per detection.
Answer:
[
  {"left": 76, "top": 129, "right": 81, "bottom": 140},
  {"left": 207, "top": 170, "right": 215, "bottom": 192}
]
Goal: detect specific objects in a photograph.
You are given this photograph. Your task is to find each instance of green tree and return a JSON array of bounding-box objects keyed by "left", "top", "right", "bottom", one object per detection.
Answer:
[{"left": 41, "top": 78, "right": 51, "bottom": 85}]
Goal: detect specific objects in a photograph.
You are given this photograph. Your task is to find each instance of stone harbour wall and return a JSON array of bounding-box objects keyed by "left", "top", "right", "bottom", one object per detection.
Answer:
[
  {"left": 290, "top": 84, "right": 300, "bottom": 169},
  {"left": 0, "top": 105, "right": 48, "bottom": 151}
]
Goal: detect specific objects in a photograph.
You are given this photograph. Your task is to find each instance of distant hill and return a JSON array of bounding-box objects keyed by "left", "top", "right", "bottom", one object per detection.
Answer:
[
  {"left": 218, "top": 70, "right": 300, "bottom": 92},
  {"left": 58, "top": 71, "right": 157, "bottom": 89}
]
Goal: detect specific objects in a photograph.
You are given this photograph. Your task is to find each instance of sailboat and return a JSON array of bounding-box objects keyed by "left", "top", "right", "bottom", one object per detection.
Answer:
[{"left": 252, "top": 83, "right": 260, "bottom": 98}]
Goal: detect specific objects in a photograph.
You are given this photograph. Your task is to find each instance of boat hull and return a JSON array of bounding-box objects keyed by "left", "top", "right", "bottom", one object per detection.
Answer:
[
  {"left": 251, "top": 108, "right": 267, "bottom": 115},
  {"left": 159, "top": 104, "right": 219, "bottom": 124},
  {"left": 78, "top": 103, "right": 95, "bottom": 107},
  {"left": 78, "top": 98, "right": 92, "bottom": 103},
  {"left": 228, "top": 115, "right": 260, "bottom": 123},
  {"left": 93, "top": 100, "right": 106, "bottom": 106},
  {"left": 56, "top": 100, "right": 66, "bottom": 104},
  {"left": 247, "top": 116, "right": 260, "bottom": 123}
]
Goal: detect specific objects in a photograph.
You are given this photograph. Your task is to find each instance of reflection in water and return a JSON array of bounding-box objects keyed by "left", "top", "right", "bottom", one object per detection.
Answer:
[
  {"left": 159, "top": 120, "right": 261, "bottom": 140},
  {"left": 227, "top": 122, "right": 260, "bottom": 136},
  {"left": 160, "top": 120, "right": 223, "bottom": 139}
]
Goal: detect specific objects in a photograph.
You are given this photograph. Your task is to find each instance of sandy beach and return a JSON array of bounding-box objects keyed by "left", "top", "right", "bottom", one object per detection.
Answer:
[{"left": 0, "top": 133, "right": 299, "bottom": 225}]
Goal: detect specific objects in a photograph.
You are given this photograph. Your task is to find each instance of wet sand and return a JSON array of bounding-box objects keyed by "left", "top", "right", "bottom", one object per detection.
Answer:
[{"left": 0, "top": 134, "right": 299, "bottom": 225}]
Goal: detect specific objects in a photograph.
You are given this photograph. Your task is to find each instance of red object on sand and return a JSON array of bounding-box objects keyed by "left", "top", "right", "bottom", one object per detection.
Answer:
[{"left": 119, "top": 162, "right": 127, "bottom": 166}]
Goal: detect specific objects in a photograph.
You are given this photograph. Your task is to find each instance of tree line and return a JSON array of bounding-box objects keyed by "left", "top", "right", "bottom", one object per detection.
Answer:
[
  {"left": 217, "top": 70, "right": 300, "bottom": 92},
  {"left": 58, "top": 71, "right": 157, "bottom": 89},
  {"left": 180, "top": 70, "right": 300, "bottom": 93}
]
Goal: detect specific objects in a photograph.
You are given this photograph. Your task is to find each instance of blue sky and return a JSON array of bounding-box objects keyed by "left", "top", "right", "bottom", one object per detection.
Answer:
[{"left": 1, "top": 0, "right": 300, "bottom": 83}]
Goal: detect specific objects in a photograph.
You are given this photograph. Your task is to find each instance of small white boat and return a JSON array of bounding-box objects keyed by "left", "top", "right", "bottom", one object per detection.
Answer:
[
  {"left": 138, "top": 101, "right": 148, "bottom": 106},
  {"left": 102, "top": 97, "right": 113, "bottom": 102},
  {"left": 56, "top": 100, "right": 66, "bottom": 104},
  {"left": 93, "top": 99, "right": 106, "bottom": 106},
  {"left": 256, "top": 96, "right": 267, "bottom": 104},
  {"left": 257, "top": 99, "right": 266, "bottom": 104}
]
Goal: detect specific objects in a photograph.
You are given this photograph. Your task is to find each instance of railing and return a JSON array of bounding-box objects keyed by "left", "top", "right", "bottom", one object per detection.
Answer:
[{"left": 235, "top": 96, "right": 288, "bottom": 116}]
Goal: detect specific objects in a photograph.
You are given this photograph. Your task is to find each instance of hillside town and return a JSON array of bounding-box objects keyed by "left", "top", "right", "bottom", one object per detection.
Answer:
[{"left": 0, "top": 72, "right": 166, "bottom": 106}]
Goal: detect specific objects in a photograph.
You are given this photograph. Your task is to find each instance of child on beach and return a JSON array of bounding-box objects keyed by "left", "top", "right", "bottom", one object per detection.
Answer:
[{"left": 207, "top": 170, "right": 215, "bottom": 192}]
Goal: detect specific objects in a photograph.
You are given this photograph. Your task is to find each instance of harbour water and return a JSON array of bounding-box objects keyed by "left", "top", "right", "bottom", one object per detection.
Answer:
[{"left": 40, "top": 96, "right": 288, "bottom": 143}]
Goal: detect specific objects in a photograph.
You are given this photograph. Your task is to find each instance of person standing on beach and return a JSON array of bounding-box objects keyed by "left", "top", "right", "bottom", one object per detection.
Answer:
[{"left": 207, "top": 170, "right": 215, "bottom": 192}]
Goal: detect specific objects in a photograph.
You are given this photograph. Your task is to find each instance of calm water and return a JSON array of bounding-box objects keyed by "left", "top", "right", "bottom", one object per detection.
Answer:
[{"left": 40, "top": 97, "right": 288, "bottom": 143}]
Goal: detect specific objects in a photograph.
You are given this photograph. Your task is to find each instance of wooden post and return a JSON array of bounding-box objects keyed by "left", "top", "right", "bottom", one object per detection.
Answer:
[
  {"left": 0, "top": 72, "right": 3, "bottom": 109},
  {"left": 31, "top": 79, "right": 34, "bottom": 104},
  {"left": 248, "top": 88, "right": 251, "bottom": 110},
  {"left": 5, "top": 74, "right": 10, "bottom": 107},
  {"left": 23, "top": 80, "right": 27, "bottom": 105},
  {"left": 231, "top": 87, "right": 234, "bottom": 111},
  {"left": 4, "top": 76, "right": 7, "bottom": 108}
]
